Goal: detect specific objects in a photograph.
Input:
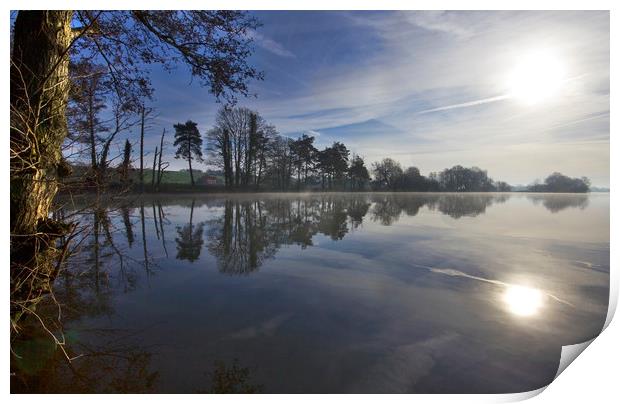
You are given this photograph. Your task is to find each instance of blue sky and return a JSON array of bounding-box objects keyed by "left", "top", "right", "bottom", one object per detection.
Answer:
[{"left": 130, "top": 11, "right": 609, "bottom": 186}]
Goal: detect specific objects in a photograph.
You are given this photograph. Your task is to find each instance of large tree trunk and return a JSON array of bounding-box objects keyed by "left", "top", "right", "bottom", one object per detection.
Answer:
[{"left": 10, "top": 11, "right": 74, "bottom": 321}]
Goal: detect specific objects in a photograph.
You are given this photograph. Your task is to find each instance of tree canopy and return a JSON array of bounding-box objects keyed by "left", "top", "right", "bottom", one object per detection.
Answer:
[
  {"left": 69, "top": 11, "right": 263, "bottom": 103},
  {"left": 528, "top": 172, "right": 590, "bottom": 193},
  {"left": 173, "top": 120, "right": 203, "bottom": 185}
]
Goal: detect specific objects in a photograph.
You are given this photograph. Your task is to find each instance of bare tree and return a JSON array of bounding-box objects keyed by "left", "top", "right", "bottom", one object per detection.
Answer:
[
  {"left": 96, "top": 100, "right": 139, "bottom": 186},
  {"left": 151, "top": 146, "right": 158, "bottom": 188},
  {"left": 138, "top": 105, "right": 147, "bottom": 191},
  {"left": 156, "top": 129, "right": 169, "bottom": 189},
  {"left": 118, "top": 139, "right": 132, "bottom": 185},
  {"left": 208, "top": 106, "right": 275, "bottom": 189},
  {"left": 372, "top": 158, "right": 403, "bottom": 191},
  {"left": 66, "top": 60, "right": 108, "bottom": 174}
]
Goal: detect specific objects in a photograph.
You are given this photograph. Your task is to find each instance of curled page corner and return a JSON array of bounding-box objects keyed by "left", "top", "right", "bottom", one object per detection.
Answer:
[
  {"left": 603, "top": 264, "right": 618, "bottom": 331},
  {"left": 499, "top": 338, "right": 595, "bottom": 403},
  {"left": 554, "top": 339, "right": 595, "bottom": 380},
  {"left": 539, "top": 280, "right": 617, "bottom": 396},
  {"left": 504, "top": 339, "right": 597, "bottom": 402},
  {"left": 503, "top": 386, "right": 548, "bottom": 402}
]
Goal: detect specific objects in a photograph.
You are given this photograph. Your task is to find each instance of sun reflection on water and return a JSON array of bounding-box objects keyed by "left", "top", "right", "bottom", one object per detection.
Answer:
[{"left": 503, "top": 285, "right": 544, "bottom": 316}]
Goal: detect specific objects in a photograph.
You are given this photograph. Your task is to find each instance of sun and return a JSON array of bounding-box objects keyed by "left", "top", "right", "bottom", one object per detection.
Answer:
[
  {"left": 503, "top": 285, "right": 544, "bottom": 316},
  {"left": 506, "top": 50, "right": 567, "bottom": 105}
]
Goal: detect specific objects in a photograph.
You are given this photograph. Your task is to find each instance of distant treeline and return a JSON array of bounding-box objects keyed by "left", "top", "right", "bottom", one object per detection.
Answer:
[
  {"left": 525, "top": 172, "right": 591, "bottom": 193},
  {"left": 64, "top": 103, "right": 592, "bottom": 193},
  {"left": 196, "top": 106, "right": 590, "bottom": 193},
  {"left": 65, "top": 161, "right": 591, "bottom": 194}
]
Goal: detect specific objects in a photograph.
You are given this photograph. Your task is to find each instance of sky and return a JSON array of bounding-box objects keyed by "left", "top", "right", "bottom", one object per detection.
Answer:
[{"left": 132, "top": 11, "right": 609, "bottom": 187}]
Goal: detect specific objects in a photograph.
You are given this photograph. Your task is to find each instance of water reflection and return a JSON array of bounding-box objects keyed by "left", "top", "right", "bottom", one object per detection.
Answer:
[
  {"left": 12, "top": 192, "right": 608, "bottom": 393},
  {"left": 12, "top": 332, "right": 159, "bottom": 393},
  {"left": 51, "top": 193, "right": 600, "bottom": 282},
  {"left": 198, "top": 360, "right": 263, "bottom": 393},
  {"left": 176, "top": 200, "right": 205, "bottom": 262},
  {"left": 503, "top": 285, "right": 544, "bottom": 316},
  {"left": 428, "top": 266, "right": 569, "bottom": 317},
  {"left": 370, "top": 193, "right": 509, "bottom": 224},
  {"left": 527, "top": 194, "right": 589, "bottom": 213},
  {"left": 12, "top": 204, "right": 158, "bottom": 392},
  {"left": 429, "top": 194, "right": 510, "bottom": 219}
]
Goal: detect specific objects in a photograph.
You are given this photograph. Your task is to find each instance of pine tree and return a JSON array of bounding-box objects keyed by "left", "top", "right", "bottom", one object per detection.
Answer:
[
  {"left": 348, "top": 155, "right": 370, "bottom": 190},
  {"left": 173, "top": 120, "right": 203, "bottom": 186}
]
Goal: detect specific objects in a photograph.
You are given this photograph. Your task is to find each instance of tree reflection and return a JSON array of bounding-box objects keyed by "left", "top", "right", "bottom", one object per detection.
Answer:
[
  {"left": 52, "top": 194, "right": 516, "bottom": 282},
  {"left": 19, "top": 191, "right": 589, "bottom": 393},
  {"left": 371, "top": 195, "right": 415, "bottom": 225},
  {"left": 204, "top": 194, "right": 514, "bottom": 274},
  {"left": 369, "top": 194, "right": 506, "bottom": 223},
  {"left": 206, "top": 196, "right": 376, "bottom": 275},
  {"left": 207, "top": 200, "right": 276, "bottom": 275},
  {"left": 346, "top": 196, "right": 371, "bottom": 228},
  {"left": 317, "top": 198, "right": 349, "bottom": 240},
  {"left": 14, "top": 197, "right": 271, "bottom": 393},
  {"left": 11, "top": 330, "right": 159, "bottom": 393},
  {"left": 427, "top": 194, "right": 506, "bottom": 219},
  {"left": 47, "top": 200, "right": 152, "bottom": 316},
  {"left": 121, "top": 206, "right": 135, "bottom": 247},
  {"left": 175, "top": 199, "right": 205, "bottom": 262},
  {"left": 12, "top": 201, "right": 157, "bottom": 392},
  {"left": 157, "top": 202, "right": 169, "bottom": 258},
  {"left": 140, "top": 202, "right": 151, "bottom": 275},
  {"left": 198, "top": 359, "right": 263, "bottom": 393},
  {"left": 527, "top": 194, "right": 589, "bottom": 213}
]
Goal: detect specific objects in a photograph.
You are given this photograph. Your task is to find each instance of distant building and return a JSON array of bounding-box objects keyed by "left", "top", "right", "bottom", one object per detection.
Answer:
[{"left": 200, "top": 175, "right": 218, "bottom": 185}]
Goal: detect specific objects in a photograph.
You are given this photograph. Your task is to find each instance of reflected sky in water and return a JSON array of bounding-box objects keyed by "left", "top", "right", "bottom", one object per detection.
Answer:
[
  {"left": 503, "top": 285, "right": 544, "bottom": 316},
  {"left": 12, "top": 193, "right": 609, "bottom": 393}
]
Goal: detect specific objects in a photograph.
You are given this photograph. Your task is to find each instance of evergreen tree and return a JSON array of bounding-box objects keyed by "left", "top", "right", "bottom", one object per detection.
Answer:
[
  {"left": 348, "top": 155, "right": 370, "bottom": 190},
  {"left": 327, "top": 142, "right": 350, "bottom": 189},
  {"left": 173, "top": 120, "right": 203, "bottom": 186},
  {"left": 296, "top": 134, "right": 318, "bottom": 185}
]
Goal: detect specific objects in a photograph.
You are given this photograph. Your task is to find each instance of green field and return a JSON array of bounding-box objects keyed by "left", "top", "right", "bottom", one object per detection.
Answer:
[
  {"left": 65, "top": 164, "right": 223, "bottom": 187},
  {"left": 138, "top": 169, "right": 219, "bottom": 185}
]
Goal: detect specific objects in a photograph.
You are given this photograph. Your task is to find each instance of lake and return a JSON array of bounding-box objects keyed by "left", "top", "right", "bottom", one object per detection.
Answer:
[{"left": 11, "top": 193, "right": 609, "bottom": 393}]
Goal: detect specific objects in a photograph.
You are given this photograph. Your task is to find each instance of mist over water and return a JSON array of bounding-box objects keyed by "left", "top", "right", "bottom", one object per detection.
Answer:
[{"left": 12, "top": 193, "right": 609, "bottom": 393}]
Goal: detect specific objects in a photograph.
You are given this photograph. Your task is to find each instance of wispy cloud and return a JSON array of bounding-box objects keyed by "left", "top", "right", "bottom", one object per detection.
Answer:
[
  {"left": 405, "top": 11, "right": 476, "bottom": 38},
  {"left": 417, "top": 94, "right": 511, "bottom": 114},
  {"left": 305, "top": 129, "right": 321, "bottom": 137},
  {"left": 230, "top": 313, "right": 292, "bottom": 339},
  {"left": 248, "top": 30, "right": 296, "bottom": 58}
]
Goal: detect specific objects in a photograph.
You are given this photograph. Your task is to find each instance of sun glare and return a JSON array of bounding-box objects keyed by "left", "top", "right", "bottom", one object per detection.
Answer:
[
  {"left": 503, "top": 285, "right": 544, "bottom": 316},
  {"left": 507, "top": 51, "right": 567, "bottom": 105}
]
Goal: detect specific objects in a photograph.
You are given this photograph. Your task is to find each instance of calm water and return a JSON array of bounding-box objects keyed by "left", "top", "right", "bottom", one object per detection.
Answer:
[{"left": 12, "top": 193, "right": 609, "bottom": 393}]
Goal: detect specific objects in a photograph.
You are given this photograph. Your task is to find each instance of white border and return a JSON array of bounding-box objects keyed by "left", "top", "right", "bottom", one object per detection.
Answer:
[{"left": 3, "top": 2, "right": 617, "bottom": 402}]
